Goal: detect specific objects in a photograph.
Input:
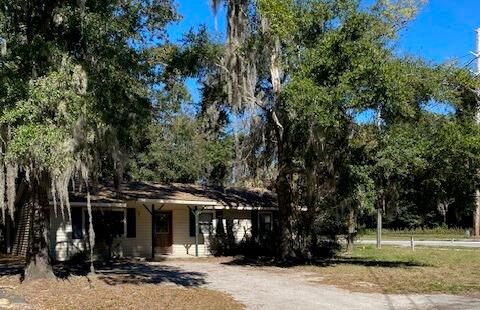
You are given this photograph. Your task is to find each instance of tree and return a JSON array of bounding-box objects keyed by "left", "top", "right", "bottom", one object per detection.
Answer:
[
  {"left": 0, "top": 0, "right": 177, "bottom": 279},
  {"left": 209, "top": 0, "right": 434, "bottom": 258},
  {"left": 128, "top": 27, "right": 235, "bottom": 185},
  {"left": 129, "top": 113, "right": 234, "bottom": 184}
]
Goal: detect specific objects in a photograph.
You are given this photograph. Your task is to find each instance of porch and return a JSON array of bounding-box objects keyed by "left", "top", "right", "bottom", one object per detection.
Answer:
[{"left": 49, "top": 182, "right": 277, "bottom": 261}]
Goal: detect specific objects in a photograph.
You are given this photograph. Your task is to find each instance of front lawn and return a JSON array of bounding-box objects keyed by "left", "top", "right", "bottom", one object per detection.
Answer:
[{"left": 300, "top": 245, "right": 480, "bottom": 296}]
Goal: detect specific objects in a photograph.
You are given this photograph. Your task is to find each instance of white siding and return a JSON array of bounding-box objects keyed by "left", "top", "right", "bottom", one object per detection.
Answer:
[
  {"left": 49, "top": 213, "right": 86, "bottom": 261},
  {"left": 223, "top": 210, "right": 252, "bottom": 243},
  {"left": 50, "top": 204, "right": 152, "bottom": 261},
  {"left": 118, "top": 205, "right": 152, "bottom": 258}
]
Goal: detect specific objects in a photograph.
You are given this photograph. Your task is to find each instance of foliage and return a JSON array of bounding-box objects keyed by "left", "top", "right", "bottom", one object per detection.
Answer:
[
  {"left": 129, "top": 114, "right": 234, "bottom": 184},
  {"left": 0, "top": 0, "right": 179, "bottom": 275},
  {"left": 208, "top": 230, "right": 278, "bottom": 257},
  {"left": 209, "top": 0, "right": 480, "bottom": 259},
  {"left": 127, "top": 26, "right": 235, "bottom": 185},
  {"left": 369, "top": 114, "right": 480, "bottom": 229}
]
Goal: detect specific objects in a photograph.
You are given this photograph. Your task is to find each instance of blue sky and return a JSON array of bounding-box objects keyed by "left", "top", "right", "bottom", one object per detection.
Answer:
[
  {"left": 168, "top": 0, "right": 480, "bottom": 113},
  {"left": 396, "top": 0, "right": 480, "bottom": 65}
]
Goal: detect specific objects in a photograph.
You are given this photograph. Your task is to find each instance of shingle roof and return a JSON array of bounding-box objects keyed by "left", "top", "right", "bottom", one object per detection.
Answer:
[{"left": 69, "top": 181, "right": 277, "bottom": 209}]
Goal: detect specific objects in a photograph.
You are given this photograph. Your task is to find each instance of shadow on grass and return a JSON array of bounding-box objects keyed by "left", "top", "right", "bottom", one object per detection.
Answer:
[
  {"left": 222, "top": 255, "right": 430, "bottom": 268},
  {"left": 0, "top": 256, "right": 206, "bottom": 287}
]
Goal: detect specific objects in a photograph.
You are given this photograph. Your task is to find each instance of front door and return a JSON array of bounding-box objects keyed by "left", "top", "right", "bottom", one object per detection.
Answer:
[{"left": 154, "top": 212, "right": 173, "bottom": 255}]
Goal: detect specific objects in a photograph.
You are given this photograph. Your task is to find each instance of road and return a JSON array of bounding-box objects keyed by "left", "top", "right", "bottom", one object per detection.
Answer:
[{"left": 357, "top": 239, "right": 480, "bottom": 248}]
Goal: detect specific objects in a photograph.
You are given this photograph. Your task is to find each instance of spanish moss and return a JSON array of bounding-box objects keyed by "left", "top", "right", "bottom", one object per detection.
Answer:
[{"left": 6, "top": 162, "right": 17, "bottom": 220}]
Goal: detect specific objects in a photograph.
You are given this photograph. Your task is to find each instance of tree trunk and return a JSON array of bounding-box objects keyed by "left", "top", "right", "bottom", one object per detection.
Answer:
[
  {"left": 267, "top": 34, "right": 295, "bottom": 260},
  {"left": 346, "top": 208, "right": 355, "bottom": 253},
  {"left": 275, "top": 123, "right": 295, "bottom": 259},
  {"left": 24, "top": 180, "right": 54, "bottom": 281},
  {"left": 474, "top": 189, "right": 480, "bottom": 238},
  {"left": 276, "top": 167, "right": 294, "bottom": 259}
]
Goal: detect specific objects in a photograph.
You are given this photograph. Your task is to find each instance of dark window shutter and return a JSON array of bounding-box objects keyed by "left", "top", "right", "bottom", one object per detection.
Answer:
[
  {"left": 127, "top": 208, "right": 136, "bottom": 238},
  {"left": 251, "top": 210, "right": 258, "bottom": 238},
  {"left": 215, "top": 210, "right": 224, "bottom": 235},
  {"left": 272, "top": 211, "right": 278, "bottom": 231},
  {"left": 189, "top": 209, "right": 195, "bottom": 237},
  {"left": 71, "top": 207, "right": 83, "bottom": 239}
]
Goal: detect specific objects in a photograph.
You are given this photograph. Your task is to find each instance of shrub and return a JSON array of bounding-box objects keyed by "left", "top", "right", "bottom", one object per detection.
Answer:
[
  {"left": 69, "top": 250, "right": 89, "bottom": 263},
  {"left": 309, "top": 239, "right": 342, "bottom": 259},
  {"left": 208, "top": 230, "right": 278, "bottom": 257}
]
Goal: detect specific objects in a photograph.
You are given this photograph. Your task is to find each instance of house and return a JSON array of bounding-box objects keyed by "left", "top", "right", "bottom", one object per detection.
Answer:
[{"left": 42, "top": 182, "right": 277, "bottom": 261}]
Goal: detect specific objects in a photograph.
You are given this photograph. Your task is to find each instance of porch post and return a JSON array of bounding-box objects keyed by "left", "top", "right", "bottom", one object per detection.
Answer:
[
  {"left": 189, "top": 206, "right": 205, "bottom": 257},
  {"left": 194, "top": 207, "right": 199, "bottom": 257}
]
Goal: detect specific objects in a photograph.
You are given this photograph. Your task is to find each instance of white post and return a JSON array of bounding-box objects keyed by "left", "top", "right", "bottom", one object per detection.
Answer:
[{"left": 410, "top": 236, "right": 415, "bottom": 251}]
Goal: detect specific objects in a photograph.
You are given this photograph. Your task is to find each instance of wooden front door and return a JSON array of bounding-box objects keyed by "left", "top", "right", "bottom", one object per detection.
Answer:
[{"left": 154, "top": 211, "right": 173, "bottom": 255}]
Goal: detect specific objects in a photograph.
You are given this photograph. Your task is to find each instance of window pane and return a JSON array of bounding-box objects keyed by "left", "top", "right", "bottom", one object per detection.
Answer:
[
  {"left": 86, "top": 210, "right": 125, "bottom": 242},
  {"left": 263, "top": 215, "right": 271, "bottom": 223},
  {"left": 259, "top": 213, "right": 273, "bottom": 233},
  {"left": 199, "top": 213, "right": 213, "bottom": 224},
  {"left": 200, "top": 213, "right": 213, "bottom": 234},
  {"left": 155, "top": 214, "right": 170, "bottom": 234}
]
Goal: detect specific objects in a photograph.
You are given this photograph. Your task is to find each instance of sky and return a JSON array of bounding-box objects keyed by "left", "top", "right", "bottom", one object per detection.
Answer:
[{"left": 168, "top": 0, "right": 480, "bottom": 113}]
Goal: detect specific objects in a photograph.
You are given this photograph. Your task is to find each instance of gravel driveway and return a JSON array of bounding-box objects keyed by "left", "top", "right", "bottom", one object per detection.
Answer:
[{"left": 156, "top": 260, "right": 480, "bottom": 310}]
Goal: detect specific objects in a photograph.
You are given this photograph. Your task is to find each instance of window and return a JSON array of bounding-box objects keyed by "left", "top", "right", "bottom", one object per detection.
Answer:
[
  {"left": 259, "top": 212, "right": 272, "bottom": 233},
  {"left": 199, "top": 212, "right": 213, "bottom": 234},
  {"left": 85, "top": 210, "right": 125, "bottom": 243},
  {"left": 189, "top": 210, "right": 214, "bottom": 236},
  {"left": 155, "top": 213, "right": 170, "bottom": 234}
]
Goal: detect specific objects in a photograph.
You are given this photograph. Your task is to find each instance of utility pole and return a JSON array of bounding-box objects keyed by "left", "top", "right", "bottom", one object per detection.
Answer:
[
  {"left": 376, "top": 199, "right": 382, "bottom": 248},
  {"left": 474, "top": 28, "right": 480, "bottom": 238}
]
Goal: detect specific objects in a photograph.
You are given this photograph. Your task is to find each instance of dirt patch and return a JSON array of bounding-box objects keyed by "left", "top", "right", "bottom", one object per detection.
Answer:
[
  {"left": 0, "top": 256, "right": 243, "bottom": 310},
  {"left": 0, "top": 274, "right": 243, "bottom": 310}
]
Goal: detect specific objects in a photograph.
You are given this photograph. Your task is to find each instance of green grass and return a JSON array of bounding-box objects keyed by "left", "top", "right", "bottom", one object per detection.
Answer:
[
  {"left": 300, "top": 245, "right": 480, "bottom": 296},
  {"left": 358, "top": 227, "right": 472, "bottom": 240}
]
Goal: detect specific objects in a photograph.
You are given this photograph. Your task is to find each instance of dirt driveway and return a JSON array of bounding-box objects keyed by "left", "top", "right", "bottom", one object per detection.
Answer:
[{"left": 155, "top": 260, "right": 480, "bottom": 310}]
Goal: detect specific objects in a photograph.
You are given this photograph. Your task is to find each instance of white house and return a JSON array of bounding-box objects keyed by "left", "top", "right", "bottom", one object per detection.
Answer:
[{"left": 45, "top": 182, "right": 277, "bottom": 261}]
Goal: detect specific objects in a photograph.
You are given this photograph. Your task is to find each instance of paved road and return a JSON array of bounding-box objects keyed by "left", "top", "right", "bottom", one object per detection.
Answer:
[
  {"left": 157, "top": 261, "right": 480, "bottom": 310},
  {"left": 358, "top": 239, "right": 480, "bottom": 248}
]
